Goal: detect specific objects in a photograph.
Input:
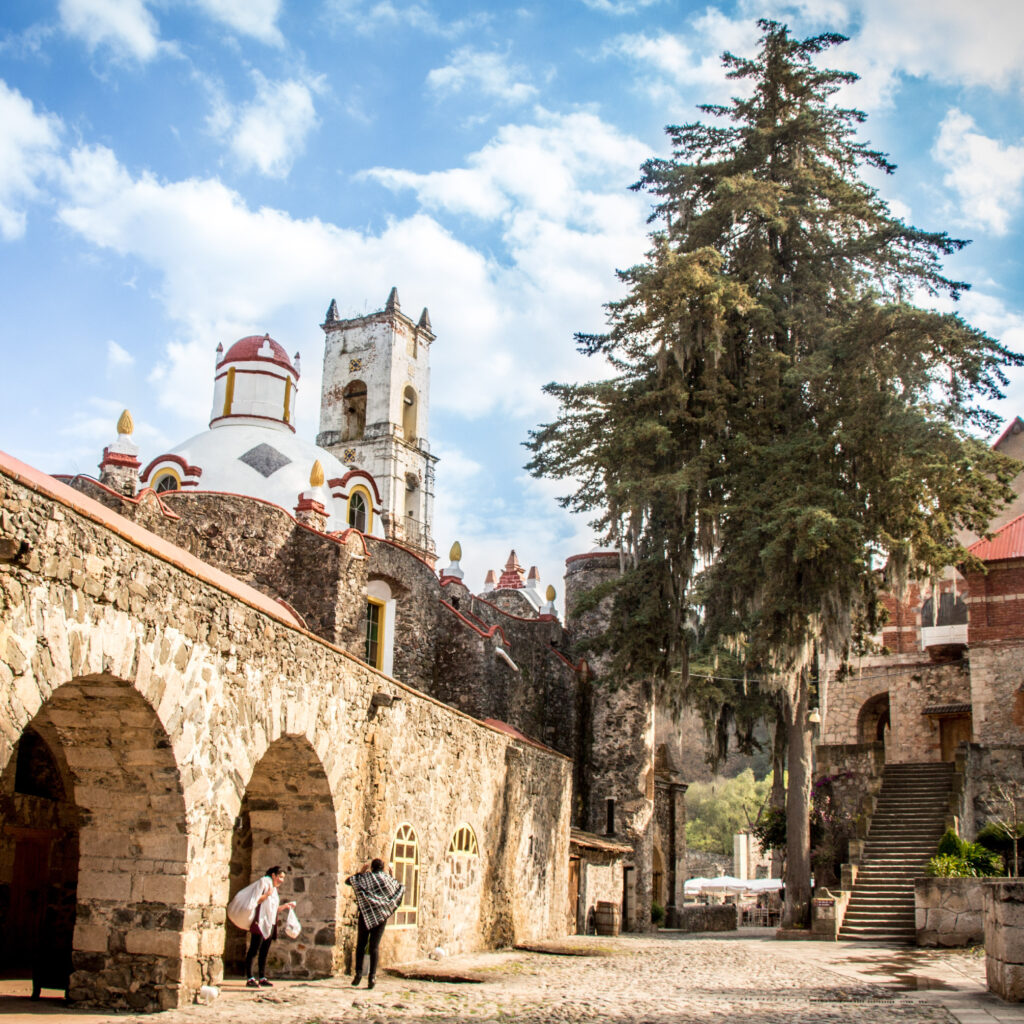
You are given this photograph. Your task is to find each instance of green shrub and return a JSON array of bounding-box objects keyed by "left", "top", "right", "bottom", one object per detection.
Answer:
[
  {"left": 926, "top": 853, "right": 973, "bottom": 877},
  {"left": 964, "top": 841, "right": 1003, "bottom": 876},
  {"left": 926, "top": 831, "right": 1004, "bottom": 877},
  {"left": 651, "top": 901, "right": 666, "bottom": 926},
  {"left": 936, "top": 829, "right": 963, "bottom": 857}
]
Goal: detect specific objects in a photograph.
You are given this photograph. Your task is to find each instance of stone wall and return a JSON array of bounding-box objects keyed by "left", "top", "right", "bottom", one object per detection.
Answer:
[
  {"left": 673, "top": 904, "right": 737, "bottom": 932},
  {"left": 814, "top": 743, "right": 885, "bottom": 840},
  {"left": 915, "top": 877, "right": 989, "bottom": 947},
  {"left": 985, "top": 881, "right": 1024, "bottom": 1000},
  {"left": 564, "top": 552, "right": 655, "bottom": 933},
  {"left": 573, "top": 850, "right": 623, "bottom": 935},
  {"left": 822, "top": 660, "right": 970, "bottom": 762},
  {"left": 0, "top": 458, "right": 572, "bottom": 1010},
  {"left": 959, "top": 744, "right": 1024, "bottom": 839},
  {"left": 966, "top": 642, "right": 1024, "bottom": 747}
]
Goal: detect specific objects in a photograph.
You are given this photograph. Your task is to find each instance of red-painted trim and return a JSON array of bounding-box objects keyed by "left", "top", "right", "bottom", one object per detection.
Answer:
[
  {"left": 473, "top": 593, "right": 547, "bottom": 623},
  {"left": 481, "top": 718, "right": 562, "bottom": 756},
  {"left": 214, "top": 367, "right": 294, "bottom": 384},
  {"left": 217, "top": 336, "right": 297, "bottom": 375},
  {"left": 99, "top": 448, "right": 141, "bottom": 470},
  {"left": 208, "top": 414, "right": 297, "bottom": 433},
  {"left": 275, "top": 598, "right": 308, "bottom": 630},
  {"left": 438, "top": 574, "right": 467, "bottom": 586},
  {"left": 295, "top": 496, "right": 326, "bottom": 514},
  {"left": 993, "top": 416, "right": 1024, "bottom": 451},
  {"left": 365, "top": 533, "right": 437, "bottom": 573},
  {"left": 440, "top": 599, "right": 509, "bottom": 646},
  {"left": 3, "top": 451, "right": 570, "bottom": 764},
  {"left": 140, "top": 453, "right": 203, "bottom": 483},
  {"left": 328, "top": 470, "right": 383, "bottom": 506},
  {"left": 565, "top": 551, "right": 619, "bottom": 565},
  {"left": 326, "top": 527, "right": 370, "bottom": 556},
  {"left": 53, "top": 474, "right": 182, "bottom": 521}
]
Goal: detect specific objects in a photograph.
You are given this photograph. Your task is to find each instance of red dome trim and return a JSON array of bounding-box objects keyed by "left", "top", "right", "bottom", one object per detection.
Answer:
[{"left": 217, "top": 335, "right": 296, "bottom": 375}]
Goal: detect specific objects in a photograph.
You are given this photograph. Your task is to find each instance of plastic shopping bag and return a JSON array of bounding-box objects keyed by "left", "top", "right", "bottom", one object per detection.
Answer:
[
  {"left": 284, "top": 907, "right": 301, "bottom": 939},
  {"left": 227, "top": 877, "right": 268, "bottom": 930}
]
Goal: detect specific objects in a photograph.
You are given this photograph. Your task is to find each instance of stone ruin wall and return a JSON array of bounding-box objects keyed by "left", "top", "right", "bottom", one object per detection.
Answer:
[
  {"left": 0, "top": 462, "right": 572, "bottom": 1010},
  {"left": 564, "top": 552, "right": 655, "bottom": 932}
]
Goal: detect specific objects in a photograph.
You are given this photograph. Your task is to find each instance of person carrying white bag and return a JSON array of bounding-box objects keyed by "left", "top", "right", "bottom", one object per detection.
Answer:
[{"left": 227, "top": 866, "right": 296, "bottom": 988}]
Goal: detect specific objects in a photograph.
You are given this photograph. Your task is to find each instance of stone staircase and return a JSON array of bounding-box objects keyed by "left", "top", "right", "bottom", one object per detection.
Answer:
[{"left": 838, "top": 761, "right": 954, "bottom": 943}]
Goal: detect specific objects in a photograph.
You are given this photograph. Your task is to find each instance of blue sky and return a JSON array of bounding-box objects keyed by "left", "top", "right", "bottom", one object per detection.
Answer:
[{"left": 1, "top": 0, "right": 1023, "bottom": 599}]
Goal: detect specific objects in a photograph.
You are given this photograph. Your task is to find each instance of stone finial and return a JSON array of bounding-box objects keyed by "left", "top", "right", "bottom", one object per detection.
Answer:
[
  {"left": 418, "top": 307, "right": 432, "bottom": 332},
  {"left": 325, "top": 298, "right": 339, "bottom": 322},
  {"left": 526, "top": 565, "right": 541, "bottom": 590},
  {"left": 99, "top": 407, "right": 141, "bottom": 497},
  {"left": 385, "top": 286, "right": 400, "bottom": 313},
  {"left": 482, "top": 569, "right": 496, "bottom": 593},
  {"left": 216, "top": 342, "right": 224, "bottom": 364},
  {"left": 541, "top": 585, "right": 557, "bottom": 617},
  {"left": 293, "top": 351, "right": 301, "bottom": 376},
  {"left": 497, "top": 550, "right": 526, "bottom": 590},
  {"left": 310, "top": 460, "right": 325, "bottom": 487},
  {"left": 442, "top": 540, "right": 464, "bottom": 581}
]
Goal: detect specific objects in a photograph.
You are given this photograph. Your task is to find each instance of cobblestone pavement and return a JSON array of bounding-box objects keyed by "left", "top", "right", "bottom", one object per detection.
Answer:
[{"left": 2, "top": 931, "right": 1014, "bottom": 1024}]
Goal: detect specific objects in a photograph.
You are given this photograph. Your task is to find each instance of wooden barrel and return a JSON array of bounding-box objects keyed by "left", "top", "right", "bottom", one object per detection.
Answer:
[{"left": 594, "top": 900, "right": 621, "bottom": 936}]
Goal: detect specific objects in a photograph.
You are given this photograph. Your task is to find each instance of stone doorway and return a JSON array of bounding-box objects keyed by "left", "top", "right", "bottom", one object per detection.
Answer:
[
  {"left": 857, "top": 692, "right": 892, "bottom": 755},
  {"left": 1, "top": 678, "right": 188, "bottom": 1010},
  {"left": 225, "top": 736, "right": 340, "bottom": 980},
  {"left": 939, "top": 715, "right": 971, "bottom": 761}
]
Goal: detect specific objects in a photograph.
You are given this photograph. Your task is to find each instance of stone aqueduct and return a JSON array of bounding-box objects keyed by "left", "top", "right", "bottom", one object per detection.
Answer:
[{"left": 0, "top": 455, "right": 570, "bottom": 1010}]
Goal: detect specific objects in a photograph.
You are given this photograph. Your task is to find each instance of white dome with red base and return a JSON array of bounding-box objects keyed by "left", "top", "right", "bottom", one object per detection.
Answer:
[{"left": 210, "top": 333, "right": 301, "bottom": 432}]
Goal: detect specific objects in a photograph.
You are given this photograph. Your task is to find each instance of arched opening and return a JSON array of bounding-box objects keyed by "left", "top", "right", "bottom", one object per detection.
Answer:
[
  {"left": 857, "top": 691, "right": 892, "bottom": 747},
  {"left": 442, "top": 824, "right": 480, "bottom": 951},
  {"left": 402, "top": 386, "right": 417, "bottom": 443},
  {"left": 153, "top": 471, "right": 179, "bottom": 493},
  {"left": 348, "top": 486, "right": 372, "bottom": 533},
  {"left": 224, "top": 736, "right": 339, "bottom": 980},
  {"left": 0, "top": 677, "right": 188, "bottom": 1010},
  {"left": 391, "top": 823, "right": 419, "bottom": 927},
  {"left": 342, "top": 381, "right": 367, "bottom": 441}
]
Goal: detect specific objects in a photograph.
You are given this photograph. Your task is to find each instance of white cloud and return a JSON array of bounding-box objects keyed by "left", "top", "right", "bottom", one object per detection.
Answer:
[
  {"left": 58, "top": 0, "right": 162, "bottom": 62},
  {"left": 106, "top": 339, "right": 135, "bottom": 367},
  {"left": 208, "top": 73, "right": 322, "bottom": 178},
  {"left": 427, "top": 48, "right": 537, "bottom": 104},
  {"left": 0, "top": 81, "right": 62, "bottom": 240},
  {"left": 191, "top": 0, "right": 283, "bottom": 46},
  {"left": 325, "top": 0, "right": 488, "bottom": 38},
  {"left": 53, "top": 108, "right": 650, "bottom": 436},
  {"left": 932, "top": 109, "right": 1024, "bottom": 236},
  {"left": 580, "top": 0, "right": 661, "bottom": 13}
]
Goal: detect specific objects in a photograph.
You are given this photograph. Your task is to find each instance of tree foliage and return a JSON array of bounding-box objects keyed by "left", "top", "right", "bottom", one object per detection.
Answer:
[
  {"left": 527, "top": 20, "right": 1022, "bottom": 925},
  {"left": 685, "top": 769, "right": 772, "bottom": 855}
]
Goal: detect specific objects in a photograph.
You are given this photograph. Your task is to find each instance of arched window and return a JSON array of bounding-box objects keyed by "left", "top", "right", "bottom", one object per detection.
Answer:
[
  {"left": 402, "top": 386, "right": 417, "bottom": 442},
  {"left": 342, "top": 380, "right": 367, "bottom": 441},
  {"left": 365, "top": 596, "right": 385, "bottom": 669},
  {"left": 348, "top": 486, "right": 372, "bottom": 532},
  {"left": 448, "top": 824, "right": 478, "bottom": 857},
  {"left": 390, "top": 823, "right": 419, "bottom": 926},
  {"left": 153, "top": 470, "right": 180, "bottom": 493}
]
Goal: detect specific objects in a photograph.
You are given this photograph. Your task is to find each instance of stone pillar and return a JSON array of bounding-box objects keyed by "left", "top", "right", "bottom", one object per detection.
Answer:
[
  {"left": 295, "top": 495, "right": 328, "bottom": 532},
  {"left": 985, "top": 880, "right": 1024, "bottom": 1000}
]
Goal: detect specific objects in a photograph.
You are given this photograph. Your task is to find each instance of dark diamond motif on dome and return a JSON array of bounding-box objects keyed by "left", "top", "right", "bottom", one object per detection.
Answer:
[{"left": 239, "top": 444, "right": 291, "bottom": 478}]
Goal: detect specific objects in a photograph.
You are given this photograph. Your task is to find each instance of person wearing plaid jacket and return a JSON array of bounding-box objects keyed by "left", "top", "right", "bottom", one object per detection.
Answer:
[{"left": 346, "top": 858, "right": 405, "bottom": 989}]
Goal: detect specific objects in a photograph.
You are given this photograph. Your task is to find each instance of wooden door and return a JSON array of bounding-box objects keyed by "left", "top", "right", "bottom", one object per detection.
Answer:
[
  {"left": 568, "top": 858, "right": 580, "bottom": 934},
  {"left": 8, "top": 835, "right": 52, "bottom": 972},
  {"left": 940, "top": 716, "right": 971, "bottom": 761}
]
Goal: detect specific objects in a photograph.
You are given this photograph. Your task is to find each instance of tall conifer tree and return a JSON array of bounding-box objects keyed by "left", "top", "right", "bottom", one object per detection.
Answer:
[{"left": 528, "top": 21, "right": 1021, "bottom": 926}]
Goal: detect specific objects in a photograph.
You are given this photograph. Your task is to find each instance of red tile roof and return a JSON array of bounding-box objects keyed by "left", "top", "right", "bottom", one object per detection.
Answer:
[{"left": 968, "top": 511, "right": 1024, "bottom": 563}]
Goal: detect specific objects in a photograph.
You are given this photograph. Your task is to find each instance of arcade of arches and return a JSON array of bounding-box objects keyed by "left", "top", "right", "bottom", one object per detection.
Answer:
[{"left": 0, "top": 460, "right": 571, "bottom": 1010}]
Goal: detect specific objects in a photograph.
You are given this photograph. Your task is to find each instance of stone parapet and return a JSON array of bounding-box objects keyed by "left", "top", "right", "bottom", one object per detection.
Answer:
[
  {"left": 985, "top": 881, "right": 1024, "bottom": 1000},
  {"left": 916, "top": 877, "right": 990, "bottom": 947}
]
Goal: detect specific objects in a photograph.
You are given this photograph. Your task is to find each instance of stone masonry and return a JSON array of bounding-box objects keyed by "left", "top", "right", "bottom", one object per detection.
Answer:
[{"left": 0, "top": 455, "right": 571, "bottom": 1010}]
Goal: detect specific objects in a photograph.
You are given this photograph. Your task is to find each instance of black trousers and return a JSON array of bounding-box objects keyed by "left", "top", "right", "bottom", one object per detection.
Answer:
[
  {"left": 245, "top": 926, "right": 275, "bottom": 979},
  {"left": 354, "top": 916, "right": 387, "bottom": 979}
]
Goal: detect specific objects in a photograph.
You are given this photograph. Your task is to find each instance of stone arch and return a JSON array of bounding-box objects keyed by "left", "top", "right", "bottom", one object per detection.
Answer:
[
  {"left": 402, "top": 385, "right": 417, "bottom": 442},
  {"left": 224, "top": 735, "right": 340, "bottom": 980},
  {"left": 857, "top": 691, "right": 891, "bottom": 746},
  {"left": 342, "top": 380, "right": 367, "bottom": 441},
  {"left": 0, "top": 675, "right": 189, "bottom": 1011}
]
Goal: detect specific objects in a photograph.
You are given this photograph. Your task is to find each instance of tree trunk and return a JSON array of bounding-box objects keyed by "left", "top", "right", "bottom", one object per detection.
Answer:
[
  {"left": 782, "top": 673, "right": 813, "bottom": 929},
  {"left": 770, "top": 700, "right": 787, "bottom": 879}
]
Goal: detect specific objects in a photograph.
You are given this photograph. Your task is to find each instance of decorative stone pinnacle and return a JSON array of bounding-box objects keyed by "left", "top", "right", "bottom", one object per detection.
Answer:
[
  {"left": 450, "top": 540, "right": 462, "bottom": 561},
  {"left": 497, "top": 550, "right": 526, "bottom": 590},
  {"left": 310, "top": 460, "right": 325, "bottom": 488},
  {"left": 385, "top": 286, "right": 400, "bottom": 313},
  {"left": 325, "top": 298, "right": 339, "bottom": 322},
  {"left": 418, "top": 307, "right": 432, "bottom": 331},
  {"left": 117, "top": 409, "right": 134, "bottom": 435}
]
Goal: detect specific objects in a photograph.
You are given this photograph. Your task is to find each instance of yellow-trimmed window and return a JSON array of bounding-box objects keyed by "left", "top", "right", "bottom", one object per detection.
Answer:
[
  {"left": 365, "top": 598, "right": 385, "bottom": 670},
  {"left": 348, "top": 486, "right": 372, "bottom": 532},
  {"left": 448, "top": 824, "right": 478, "bottom": 857},
  {"left": 390, "top": 823, "right": 419, "bottom": 926},
  {"left": 152, "top": 469, "right": 181, "bottom": 493}
]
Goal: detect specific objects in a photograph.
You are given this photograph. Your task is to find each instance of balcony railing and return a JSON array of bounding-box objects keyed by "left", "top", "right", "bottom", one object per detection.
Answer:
[{"left": 920, "top": 622, "right": 968, "bottom": 649}]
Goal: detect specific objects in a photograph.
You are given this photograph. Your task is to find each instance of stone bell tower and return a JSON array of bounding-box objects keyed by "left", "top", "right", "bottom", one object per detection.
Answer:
[{"left": 316, "top": 287, "right": 437, "bottom": 563}]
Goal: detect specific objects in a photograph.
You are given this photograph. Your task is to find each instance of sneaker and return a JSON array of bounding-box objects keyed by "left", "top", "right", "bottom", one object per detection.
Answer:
[
  {"left": 367, "top": 977, "right": 375, "bottom": 990},
  {"left": 259, "top": 979, "right": 273, "bottom": 988},
  {"left": 351, "top": 975, "right": 362, "bottom": 987},
  {"left": 245, "top": 978, "right": 258, "bottom": 989}
]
